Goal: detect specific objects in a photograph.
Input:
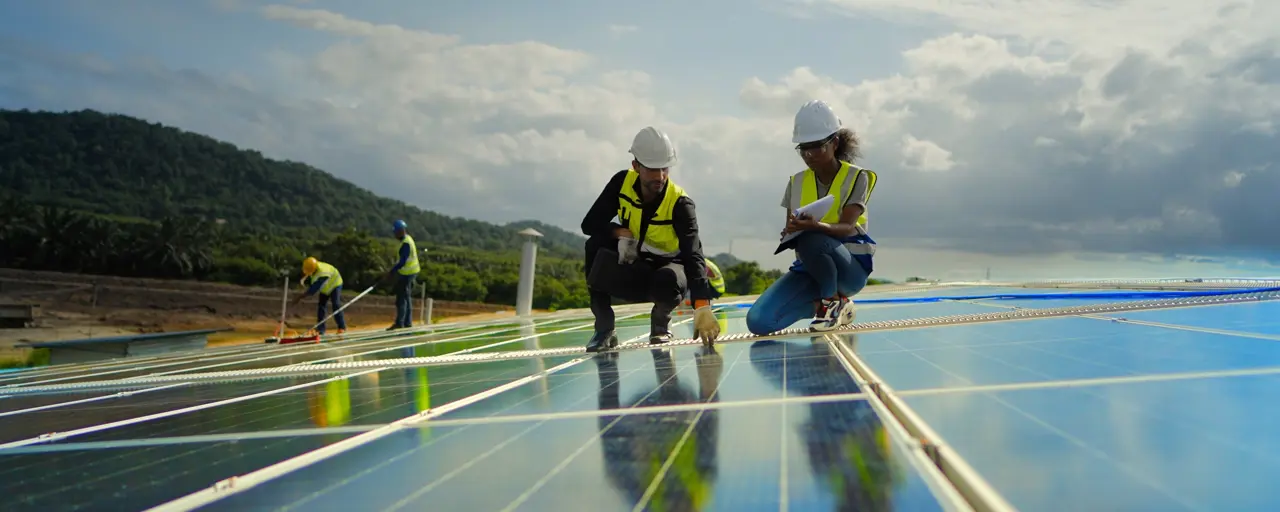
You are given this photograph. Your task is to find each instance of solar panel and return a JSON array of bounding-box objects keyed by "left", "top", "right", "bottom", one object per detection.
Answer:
[{"left": 3, "top": 281, "right": 1280, "bottom": 511}]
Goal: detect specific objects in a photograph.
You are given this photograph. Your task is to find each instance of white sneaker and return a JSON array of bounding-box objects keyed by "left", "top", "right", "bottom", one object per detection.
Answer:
[
  {"left": 810, "top": 297, "right": 850, "bottom": 331},
  {"left": 839, "top": 297, "right": 856, "bottom": 326}
]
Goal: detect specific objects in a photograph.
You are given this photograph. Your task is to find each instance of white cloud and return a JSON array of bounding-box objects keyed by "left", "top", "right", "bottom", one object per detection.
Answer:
[
  {"left": 900, "top": 134, "right": 954, "bottom": 172},
  {"left": 800, "top": 0, "right": 1272, "bottom": 54}
]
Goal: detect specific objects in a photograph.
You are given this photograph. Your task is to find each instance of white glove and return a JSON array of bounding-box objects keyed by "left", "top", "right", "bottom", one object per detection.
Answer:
[
  {"left": 693, "top": 306, "right": 721, "bottom": 346},
  {"left": 617, "top": 237, "right": 639, "bottom": 264}
]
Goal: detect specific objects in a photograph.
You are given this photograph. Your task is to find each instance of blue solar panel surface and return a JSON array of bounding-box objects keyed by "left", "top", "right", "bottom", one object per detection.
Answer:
[{"left": 3, "top": 283, "right": 1279, "bottom": 511}]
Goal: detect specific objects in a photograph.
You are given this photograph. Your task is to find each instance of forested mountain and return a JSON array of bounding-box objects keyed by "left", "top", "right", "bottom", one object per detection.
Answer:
[
  {"left": 0, "top": 108, "right": 796, "bottom": 308},
  {"left": 0, "top": 108, "right": 585, "bottom": 260}
]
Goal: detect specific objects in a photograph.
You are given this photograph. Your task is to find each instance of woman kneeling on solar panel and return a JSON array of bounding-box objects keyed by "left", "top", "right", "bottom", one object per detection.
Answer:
[{"left": 745, "top": 100, "right": 878, "bottom": 335}]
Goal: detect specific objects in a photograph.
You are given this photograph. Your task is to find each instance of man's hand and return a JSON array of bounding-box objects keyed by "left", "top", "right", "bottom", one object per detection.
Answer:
[
  {"left": 693, "top": 305, "right": 720, "bottom": 346},
  {"left": 694, "top": 347, "right": 723, "bottom": 401},
  {"left": 613, "top": 227, "right": 634, "bottom": 239},
  {"left": 617, "top": 237, "right": 639, "bottom": 264}
]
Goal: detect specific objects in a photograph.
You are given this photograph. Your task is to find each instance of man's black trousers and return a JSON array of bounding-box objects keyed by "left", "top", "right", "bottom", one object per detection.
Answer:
[{"left": 583, "top": 235, "right": 687, "bottom": 335}]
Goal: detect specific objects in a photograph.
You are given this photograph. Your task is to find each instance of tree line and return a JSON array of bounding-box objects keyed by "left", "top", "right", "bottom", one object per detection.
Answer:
[{"left": 0, "top": 198, "right": 812, "bottom": 310}]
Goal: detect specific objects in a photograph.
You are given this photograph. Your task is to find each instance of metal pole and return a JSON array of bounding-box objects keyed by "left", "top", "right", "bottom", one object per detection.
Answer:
[
  {"left": 425, "top": 298, "right": 434, "bottom": 325},
  {"left": 276, "top": 274, "right": 289, "bottom": 338},
  {"left": 421, "top": 284, "right": 427, "bottom": 325},
  {"left": 515, "top": 229, "right": 542, "bottom": 317}
]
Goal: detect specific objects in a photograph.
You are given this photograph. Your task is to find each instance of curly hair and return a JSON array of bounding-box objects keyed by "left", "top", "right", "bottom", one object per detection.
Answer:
[{"left": 833, "top": 127, "right": 862, "bottom": 163}]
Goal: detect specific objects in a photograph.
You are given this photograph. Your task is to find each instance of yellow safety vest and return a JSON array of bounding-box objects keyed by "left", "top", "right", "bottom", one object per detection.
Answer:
[
  {"left": 788, "top": 161, "right": 877, "bottom": 228},
  {"left": 398, "top": 234, "right": 421, "bottom": 275},
  {"left": 308, "top": 378, "right": 351, "bottom": 427},
  {"left": 310, "top": 261, "right": 343, "bottom": 295},
  {"left": 705, "top": 260, "right": 725, "bottom": 294},
  {"left": 618, "top": 170, "right": 687, "bottom": 257}
]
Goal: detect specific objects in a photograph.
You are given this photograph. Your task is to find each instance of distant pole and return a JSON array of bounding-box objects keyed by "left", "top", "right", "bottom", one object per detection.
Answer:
[
  {"left": 419, "top": 247, "right": 430, "bottom": 325},
  {"left": 729, "top": 240, "right": 734, "bottom": 257},
  {"left": 515, "top": 228, "right": 543, "bottom": 317},
  {"left": 425, "top": 298, "right": 434, "bottom": 325},
  {"left": 276, "top": 273, "right": 289, "bottom": 338}
]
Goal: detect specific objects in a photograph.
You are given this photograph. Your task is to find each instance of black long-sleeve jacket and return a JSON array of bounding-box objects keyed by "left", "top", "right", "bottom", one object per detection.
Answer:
[{"left": 581, "top": 169, "right": 715, "bottom": 303}]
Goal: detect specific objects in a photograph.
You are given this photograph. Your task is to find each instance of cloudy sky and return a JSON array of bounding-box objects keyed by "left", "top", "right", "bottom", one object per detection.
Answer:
[{"left": 2, "top": 0, "right": 1279, "bottom": 281}]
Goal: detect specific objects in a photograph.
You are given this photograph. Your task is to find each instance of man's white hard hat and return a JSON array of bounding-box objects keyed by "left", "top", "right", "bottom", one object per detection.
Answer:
[
  {"left": 629, "top": 126, "right": 678, "bottom": 169},
  {"left": 792, "top": 100, "right": 842, "bottom": 144}
]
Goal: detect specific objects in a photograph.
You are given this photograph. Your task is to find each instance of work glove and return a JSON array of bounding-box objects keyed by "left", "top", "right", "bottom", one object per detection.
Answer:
[
  {"left": 617, "top": 237, "right": 639, "bottom": 265},
  {"left": 694, "top": 347, "right": 723, "bottom": 401},
  {"left": 692, "top": 305, "right": 721, "bottom": 346}
]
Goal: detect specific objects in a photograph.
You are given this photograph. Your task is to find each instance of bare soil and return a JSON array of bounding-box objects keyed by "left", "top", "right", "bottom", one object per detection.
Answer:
[{"left": 0, "top": 268, "right": 532, "bottom": 363}]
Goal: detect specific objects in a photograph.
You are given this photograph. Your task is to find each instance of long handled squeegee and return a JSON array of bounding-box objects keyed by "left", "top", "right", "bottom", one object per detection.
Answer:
[
  {"left": 310, "top": 285, "right": 376, "bottom": 332},
  {"left": 276, "top": 285, "right": 377, "bottom": 345}
]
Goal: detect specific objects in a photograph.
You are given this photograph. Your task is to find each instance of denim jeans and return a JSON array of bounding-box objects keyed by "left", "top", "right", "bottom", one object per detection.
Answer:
[
  {"left": 316, "top": 286, "right": 346, "bottom": 334},
  {"left": 746, "top": 231, "right": 869, "bottom": 335},
  {"left": 394, "top": 274, "right": 416, "bottom": 328}
]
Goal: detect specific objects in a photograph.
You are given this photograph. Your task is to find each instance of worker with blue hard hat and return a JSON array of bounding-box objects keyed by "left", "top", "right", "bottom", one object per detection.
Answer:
[
  {"left": 384, "top": 219, "right": 421, "bottom": 331},
  {"left": 746, "top": 100, "right": 878, "bottom": 335}
]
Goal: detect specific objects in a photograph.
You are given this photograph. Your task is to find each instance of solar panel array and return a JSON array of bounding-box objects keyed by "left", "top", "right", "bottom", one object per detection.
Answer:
[{"left": 4, "top": 281, "right": 1280, "bottom": 511}]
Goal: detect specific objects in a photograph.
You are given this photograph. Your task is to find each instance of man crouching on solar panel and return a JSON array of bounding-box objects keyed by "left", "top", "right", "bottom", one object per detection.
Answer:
[{"left": 579, "top": 126, "right": 722, "bottom": 352}]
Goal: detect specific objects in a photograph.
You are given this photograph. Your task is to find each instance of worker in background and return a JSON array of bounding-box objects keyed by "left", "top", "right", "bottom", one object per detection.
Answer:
[
  {"left": 294, "top": 256, "right": 347, "bottom": 336},
  {"left": 385, "top": 219, "right": 421, "bottom": 331},
  {"left": 746, "top": 100, "right": 878, "bottom": 335},
  {"left": 580, "top": 126, "right": 721, "bottom": 351}
]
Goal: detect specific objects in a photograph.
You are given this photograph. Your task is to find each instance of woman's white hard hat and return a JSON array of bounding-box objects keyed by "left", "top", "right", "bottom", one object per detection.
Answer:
[
  {"left": 792, "top": 100, "right": 842, "bottom": 144},
  {"left": 629, "top": 126, "right": 678, "bottom": 169}
]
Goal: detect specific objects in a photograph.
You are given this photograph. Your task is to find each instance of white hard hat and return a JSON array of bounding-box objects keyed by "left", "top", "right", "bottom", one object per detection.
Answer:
[
  {"left": 792, "top": 100, "right": 842, "bottom": 144},
  {"left": 629, "top": 126, "right": 678, "bottom": 169}
]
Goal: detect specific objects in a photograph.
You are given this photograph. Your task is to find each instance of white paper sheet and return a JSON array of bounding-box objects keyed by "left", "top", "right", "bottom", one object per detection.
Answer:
[{"left": 775, "top": 194, "right": 836, "bottom": 250}]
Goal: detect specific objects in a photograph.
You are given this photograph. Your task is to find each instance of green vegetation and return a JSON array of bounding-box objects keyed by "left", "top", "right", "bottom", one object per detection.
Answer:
[
  {"left": 0, "top": 108, "right": 804, "bottom": 309},
  {"left": 0, "top": 349, "right": 50, "bottom": 369}
]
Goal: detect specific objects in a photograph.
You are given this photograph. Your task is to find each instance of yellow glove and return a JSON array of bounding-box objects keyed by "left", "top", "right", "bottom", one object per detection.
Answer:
[{"left": 692, "top": 304, "right": 720, "bottom": 346}]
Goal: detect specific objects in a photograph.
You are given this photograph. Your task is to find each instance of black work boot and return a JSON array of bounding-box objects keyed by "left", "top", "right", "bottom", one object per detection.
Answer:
[
  {"left": 585, "top": 330, "right": 619, "bottom": 352},
  {"left": 649, "top": 303, "right": 674, "bottom": 345}
]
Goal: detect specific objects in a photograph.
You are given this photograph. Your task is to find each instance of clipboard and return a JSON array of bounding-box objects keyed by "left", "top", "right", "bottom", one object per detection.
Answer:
[{"left": 773, "top": 194, "right": 835, "bottom": 255}]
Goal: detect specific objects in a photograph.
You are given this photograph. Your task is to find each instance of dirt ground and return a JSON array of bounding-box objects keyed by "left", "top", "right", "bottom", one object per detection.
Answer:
[
  {"left": 0, "top": 268, "right": 530, "bottom": 364},
  {"left": 0, "top": 269, "right": 918, "bottom": 366}
]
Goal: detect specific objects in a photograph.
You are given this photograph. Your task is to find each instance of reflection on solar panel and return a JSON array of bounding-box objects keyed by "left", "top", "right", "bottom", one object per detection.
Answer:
[{"left": 5, "top": 280, "right": 1280, "bottom": 511}]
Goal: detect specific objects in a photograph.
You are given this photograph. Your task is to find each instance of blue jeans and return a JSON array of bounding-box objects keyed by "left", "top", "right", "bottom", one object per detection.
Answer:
[
  {"left": 394, "top": 274, "right": 416, "bottom": 328},
  {"left": 316, "top": 286, "right": 346, "bottom": 334},
  {"left": 746, "top": 232, "right": 869, "bottom": 335}
]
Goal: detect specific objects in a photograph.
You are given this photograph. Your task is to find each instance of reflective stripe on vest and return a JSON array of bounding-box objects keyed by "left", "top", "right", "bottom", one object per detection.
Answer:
[
  {"left": 617, "top": 170, "right": 687, "bottom": 257},
  {"left": 313, "top": 261, "right": 343, "bottom": 294},
  {"left": 398, "top": 234, "right": 421, "bottom": 275}
]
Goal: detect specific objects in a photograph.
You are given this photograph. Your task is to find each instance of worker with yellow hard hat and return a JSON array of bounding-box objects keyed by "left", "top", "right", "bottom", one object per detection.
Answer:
[
  {"left": 294, "top": 256, "right": 347, "bottom": 335},
  {"left": 747, "top": 100, "right": 877, "bottom": 335},
  {"left": 579, "top": 126, "right": 721, "bottom": 352}
]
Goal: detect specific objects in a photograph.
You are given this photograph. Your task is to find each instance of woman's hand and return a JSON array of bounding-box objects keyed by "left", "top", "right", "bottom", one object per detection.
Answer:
[{"left": 782, "top": 211, "right": 822, "bottom": 236}]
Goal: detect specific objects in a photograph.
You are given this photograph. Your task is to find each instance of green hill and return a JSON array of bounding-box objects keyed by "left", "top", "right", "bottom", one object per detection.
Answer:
[{"left": 0, "top": 108, "right": 586, "bottom": 260}]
